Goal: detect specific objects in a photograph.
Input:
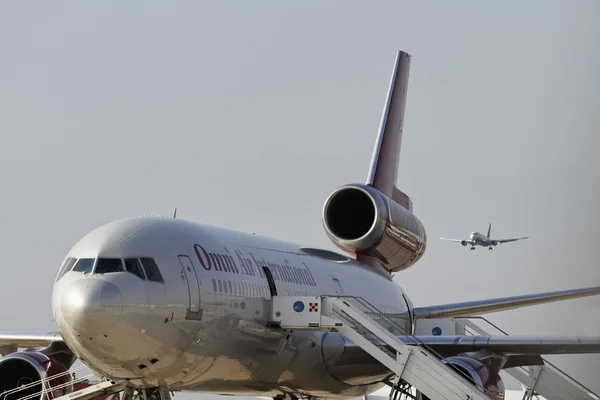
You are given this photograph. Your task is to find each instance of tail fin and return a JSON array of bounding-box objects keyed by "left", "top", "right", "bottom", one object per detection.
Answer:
[
  {"left": 366, "top": 51, "right": 412, "bottom": 210},
  {"left": 487, "top": 223, "right": 492, "bottom": 238}
]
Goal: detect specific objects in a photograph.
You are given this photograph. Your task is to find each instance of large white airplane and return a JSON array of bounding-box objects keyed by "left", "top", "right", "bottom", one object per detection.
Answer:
[
  {"left": 1, "top": 51, "right": 600, "bottom": 400},
  {"left": 441, "top": 223, "right": 529, "bottom": 250}
]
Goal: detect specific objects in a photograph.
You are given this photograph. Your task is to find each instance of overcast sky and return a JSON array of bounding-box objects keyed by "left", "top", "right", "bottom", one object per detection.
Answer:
[{"left": 1, "top": 1, "right": 599, "bottom": 398}]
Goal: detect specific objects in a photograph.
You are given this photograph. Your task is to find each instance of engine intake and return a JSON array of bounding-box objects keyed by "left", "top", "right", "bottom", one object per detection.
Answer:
[
  {"left": 322, "top": 184, "right": 426, "bottom": 273},
  {"left": 0, "top": 352, "right": 72, "bottom": 400}
]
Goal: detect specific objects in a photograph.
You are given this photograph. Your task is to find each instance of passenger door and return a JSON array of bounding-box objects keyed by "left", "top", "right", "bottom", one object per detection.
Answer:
[{"left": 178, "top": 255, "right": 201, "bottom": 313}]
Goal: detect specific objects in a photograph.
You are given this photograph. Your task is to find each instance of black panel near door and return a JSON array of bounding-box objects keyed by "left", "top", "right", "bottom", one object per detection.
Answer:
[{"left": 263, "top": 266, "right": 277, "bottom": 297}]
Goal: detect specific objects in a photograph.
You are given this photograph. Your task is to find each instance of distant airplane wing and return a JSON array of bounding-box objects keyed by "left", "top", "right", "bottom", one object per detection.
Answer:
[
  {"left": 440, "top": 238, "right": 474, "bottom": 244},
  {"left": 495, "top": 237, "right": 529, "bottom": 244}
]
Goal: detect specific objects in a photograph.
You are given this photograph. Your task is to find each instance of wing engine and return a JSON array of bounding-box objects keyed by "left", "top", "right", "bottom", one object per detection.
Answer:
[
  {"left": 439, "top": 356, "right": 505, "bottom": 400},
  {"left": 0, "top": 351, "right": 73, "bottom": 400}
]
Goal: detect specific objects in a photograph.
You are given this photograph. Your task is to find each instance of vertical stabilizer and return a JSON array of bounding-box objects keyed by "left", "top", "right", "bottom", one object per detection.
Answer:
[
  {"left": 366, "top": 51, "right": 411, "bottom": 200},
  {"left": 487, "top": 223, "right": 492, "bottom": 238}
]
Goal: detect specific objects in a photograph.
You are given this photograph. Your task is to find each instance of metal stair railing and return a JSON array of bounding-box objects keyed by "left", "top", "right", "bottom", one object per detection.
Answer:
[
  {"left": 321, "top": 296, "right": 497, "bottom": 400},
  {"left": 456, "top": 316, "right": 600, "bottom": 400}
]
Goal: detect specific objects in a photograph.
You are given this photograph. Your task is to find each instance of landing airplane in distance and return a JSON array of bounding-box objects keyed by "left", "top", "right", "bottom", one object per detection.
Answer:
[
  {"left": 0, "top": 51, "right": 599, "bottom": 400},
  {"left": 441, "top": 223, "right": 529, "bottom": 250}
]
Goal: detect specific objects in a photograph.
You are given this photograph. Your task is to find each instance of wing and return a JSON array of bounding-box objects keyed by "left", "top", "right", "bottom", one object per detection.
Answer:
[
  {"left": 440, "top": 238, "right": 473, "bottom": 244},
  {"left": 0, "top": 331, "right": 63, "bottom": 355},
  {"left": 495, "top": 236, "right": 529, "bottom": 244},
  {"left": 412, "top": 285, "right": 600, "bottom": 319},
  {"left": 403, "top": 335, "right": 600, "bottom": 355},
  {"left": 400, "top": 335, "right": 600, "bottom": 368}
]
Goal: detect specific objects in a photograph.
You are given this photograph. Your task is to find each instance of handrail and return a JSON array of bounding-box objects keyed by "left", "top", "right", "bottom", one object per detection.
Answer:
[
  {"left": 455, "top": 315, "right": 599, "bottom": 398},
  {"left": 324, "top": 296, "right": 497, "bottom": 399},
  {"left": 0, "top": 364, "right": 99, "bottom": 400}
]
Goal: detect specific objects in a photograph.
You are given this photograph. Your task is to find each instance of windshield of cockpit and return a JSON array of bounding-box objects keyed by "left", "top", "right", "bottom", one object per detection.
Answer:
[{"left": 56, "top": 256, "right": 164, "bottom": 283}]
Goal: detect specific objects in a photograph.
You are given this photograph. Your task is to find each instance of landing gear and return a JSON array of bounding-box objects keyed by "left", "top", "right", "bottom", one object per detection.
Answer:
[
  {"left": 470, "top": 246, "right": 475, "bottom": 250},
  {"left": 488, "top": 246, "right": 493, "bottom": 250},
  {"left": 139, "top": 387, "right": 172, "bottom": 400}
]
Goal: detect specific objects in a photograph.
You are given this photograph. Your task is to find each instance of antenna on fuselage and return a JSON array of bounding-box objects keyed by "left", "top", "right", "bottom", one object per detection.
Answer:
[{"left": 173, "top": 208, "right": 177, "bottom": 219}]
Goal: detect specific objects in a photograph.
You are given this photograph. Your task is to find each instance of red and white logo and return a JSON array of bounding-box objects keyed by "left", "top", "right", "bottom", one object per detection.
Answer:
[{"left": 309, "top": 303, "right": 319, "bottom": 312}]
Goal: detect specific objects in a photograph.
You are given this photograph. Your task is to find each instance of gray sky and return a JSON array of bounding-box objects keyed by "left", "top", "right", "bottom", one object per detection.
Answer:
[{"left": 1, "top": 1, "right": 599, "bottom": 398}]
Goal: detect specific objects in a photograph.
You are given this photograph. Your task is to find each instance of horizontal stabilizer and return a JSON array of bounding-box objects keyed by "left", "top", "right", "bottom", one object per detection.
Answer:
[{"left": 412, "top": 286, "right": 600, "bottom": 319}]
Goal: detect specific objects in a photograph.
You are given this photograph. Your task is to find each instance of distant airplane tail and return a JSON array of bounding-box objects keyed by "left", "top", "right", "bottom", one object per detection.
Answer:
[{"left": 487, "top": 223, "right": 492, "bottom": 238}]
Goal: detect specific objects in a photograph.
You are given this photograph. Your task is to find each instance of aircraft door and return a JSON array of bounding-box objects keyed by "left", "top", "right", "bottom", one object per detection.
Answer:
[
  {"left": 262, "top": 266, "right": 277, "bottom": 298},
  {"left": 178, "top": 255, "right": 201, "bottom": 312}
]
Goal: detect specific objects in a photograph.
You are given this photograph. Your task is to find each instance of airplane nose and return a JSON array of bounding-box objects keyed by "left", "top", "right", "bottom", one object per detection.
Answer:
[{"left": 60, "top": 279, "right": 123, "bottom": 336}]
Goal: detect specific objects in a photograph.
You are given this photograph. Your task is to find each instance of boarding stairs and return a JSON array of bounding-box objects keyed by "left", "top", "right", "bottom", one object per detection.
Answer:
[
  {"left": 270, "top": 295, "right": 600, "bottom": 400},
  {"left": 270, "top": 295, "right": 495, "bottom": 400},
  {"left": 453, "top": 317, "right": 600, "bottom": 400}
]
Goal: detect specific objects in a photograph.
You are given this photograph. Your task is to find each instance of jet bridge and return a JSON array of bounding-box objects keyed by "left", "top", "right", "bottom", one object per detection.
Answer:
[{"left": 270, "top": 295, "right": 600, "bottom": 400}]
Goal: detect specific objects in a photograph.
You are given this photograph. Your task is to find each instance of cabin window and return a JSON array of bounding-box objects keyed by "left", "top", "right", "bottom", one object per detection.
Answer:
[
  {"left": 124, "top": 258, "right": 145, "bottom": 280},
  {"left": 140, "top": 257, "right": 164, "bottom": 283},
  {"left": 72, "top": 258, "right": 95, "bottom": 273},
  {"left": 56, "top": 257, "right": 78, "bottom": 281},
  {"left": 218, "top": 280, "right": 222, "bottom": 292},
  {"left": 227, "top": 281, "right": 232, "bottom": 293},
  {"left": 212, "top": 279, "right": 217, "bottom": 292},
  {"left": 95, "top": 258, "right": 124, "bottom": 274}
]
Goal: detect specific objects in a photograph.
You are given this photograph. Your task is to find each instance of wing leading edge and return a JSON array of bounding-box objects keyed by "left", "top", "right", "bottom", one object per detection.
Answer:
[
  {"left": 0, "top": 331, "right": 63, "bottom": 355},
  {"left": 412, "top": 286, "right": 600, "bottom": 319},
  {"left": 495, "top": 237, "right": 529, "bottom": 243},
  {"left": 440, "top": 238, "right": 473, "bottom": 244},
  {"left": 402, "top": 335, "right": 600, "bottom": 356}
]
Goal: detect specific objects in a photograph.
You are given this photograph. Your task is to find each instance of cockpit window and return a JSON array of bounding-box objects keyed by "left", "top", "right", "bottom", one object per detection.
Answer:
[
  {"left": 95, "top": 258, "right": 124, "bottom": 274},
  {"left": 140, "top": 257, "right": 164, "bottom": 283},
  {"left": 124, "top": 258, "right": 146, "bottom": 280},
  {"left": 72, "top": 258, "right": 95, "bottom": 273},
  {"left": 56, "top": 257, "right": 78, "bottom": 281}
]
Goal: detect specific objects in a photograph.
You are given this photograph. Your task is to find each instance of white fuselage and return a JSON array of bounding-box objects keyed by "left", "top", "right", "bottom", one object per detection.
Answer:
[{"left": 51, "top": 217, "right": 412, "bottom": 398}]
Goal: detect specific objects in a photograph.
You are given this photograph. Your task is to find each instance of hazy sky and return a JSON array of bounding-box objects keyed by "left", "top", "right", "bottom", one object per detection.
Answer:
[{"left": 1, "top": 1, "right": 599, "bottom": 398}]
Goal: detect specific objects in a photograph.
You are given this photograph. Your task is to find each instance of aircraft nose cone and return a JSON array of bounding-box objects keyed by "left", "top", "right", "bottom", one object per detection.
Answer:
[{"left": 60, "top": 279, "right": 123, "bottom": 336}]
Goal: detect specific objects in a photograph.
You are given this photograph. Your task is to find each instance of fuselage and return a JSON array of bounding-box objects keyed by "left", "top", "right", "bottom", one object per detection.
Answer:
[
  {"left": 51, "top": 216, "right": 413, "bottom": 398},
  {"left": 469, "top": 232, "right": 491, "bottom": 246}
]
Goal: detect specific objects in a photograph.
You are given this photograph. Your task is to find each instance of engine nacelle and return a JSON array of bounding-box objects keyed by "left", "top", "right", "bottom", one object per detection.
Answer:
[
  {"left": 491, "top": 240, "right": 497, "bottom": 246},
  {"left": 0, "top": 352, "right": 73, "bottom": 400},
  {"left": 322, "top": 184, "right": 426, "bottom": 273},
  {"left": 441, "top": 356, "right": 505, "bottom": 400},
  {"left": 461, "top": 240, "right": 467, "bottom": 246}
]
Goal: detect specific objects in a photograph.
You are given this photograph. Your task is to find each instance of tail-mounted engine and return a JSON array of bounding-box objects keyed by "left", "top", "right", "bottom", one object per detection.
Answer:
[
  {"left": 0, "top": 352, "right": 73, "bottom": 400},
  {"left": 322, "top": 183, "right": 426, "bottom": 273}
]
